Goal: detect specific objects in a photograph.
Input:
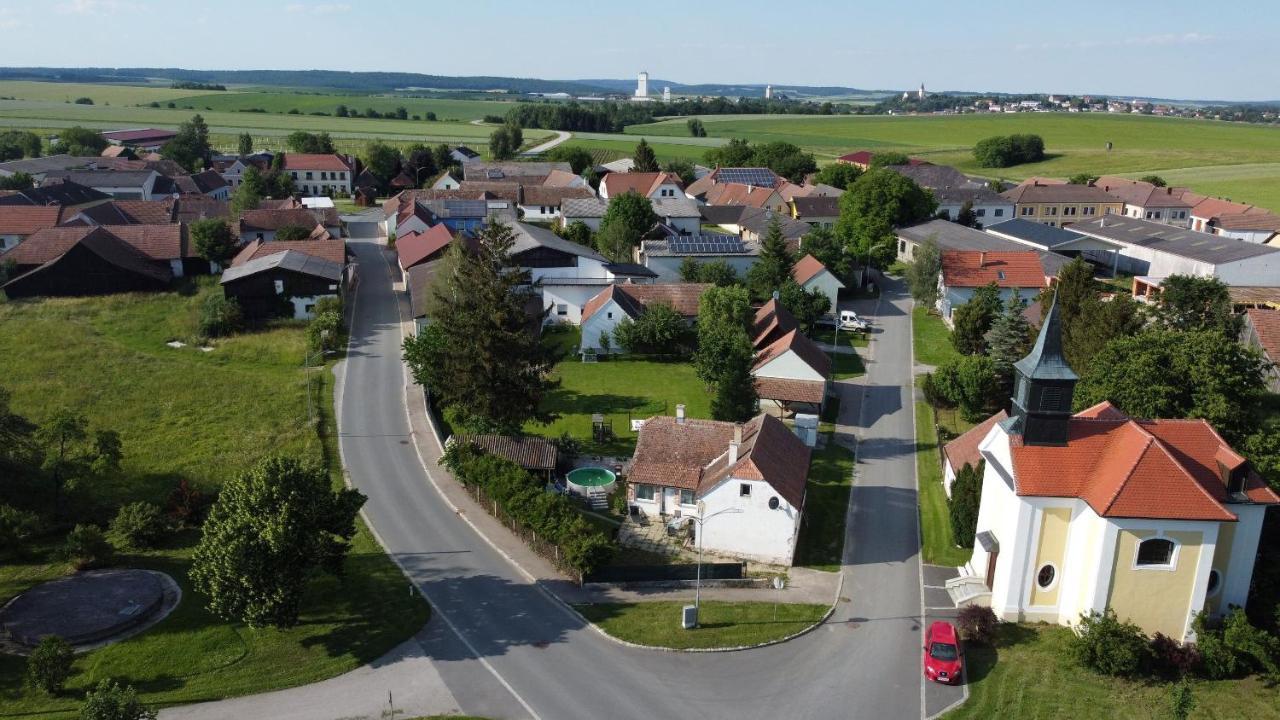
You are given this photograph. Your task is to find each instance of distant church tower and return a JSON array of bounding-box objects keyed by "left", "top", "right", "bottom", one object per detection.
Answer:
[
  {"left": 918, "top": 83, "right": 926, "bottom": 99},
  {"left": 764, "top": 84, "right": 773, "bottom": 100},
  {"left": 1007, "top": 297, "right": 1078, "bottom": 446},
  {"left": 635, "top": 72, "right": 649, "bottom": 99},
  {"left": 663, "top": 86, "right": 671, "bottom": 102}
]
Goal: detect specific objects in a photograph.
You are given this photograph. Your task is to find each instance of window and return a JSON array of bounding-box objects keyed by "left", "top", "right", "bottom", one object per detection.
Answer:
[
  {"left": 1207, "top": 569, "right": 1222, "bottom": 597},
  {"left": 635, "top": 484, "right": 655, "bottom": 501},
  {"left": 556, "top": 304, "right": 568, "bottom": 316},
  {"left": 291, "top": 171, "right": 298, "bottom": 179},
  {"left": 1084, "top": 206, "right": 1096, "bottom": 216},
  {"left": 320, "top": 171, "right": 328, "bottom": 180},
  {"left": 606, "top": 311, "right": 613, "bottom": 319},
  {"left": 739, "top": 483, "right": 752, "bottom": 497},
  {"left": 1063, "top": 206, "right": 1077, "bottom": 216},
  {"left": 680, "top": 489, "right": 695, "bottom": 505},
  {"left": 1046, "top": 206, "right": 1058, "bottom": 216},
  {"left": 976, "top": 208, "right": 986, "bottom": 217},
  {"left": 1146, "top": 211, "right": 1154, "bottom": 219},
  {"left": 1136, "top": 537, "right": 1176, "bottom": 568},
  {"left": 899, "top": 240, "right": 907, "bottom": 253},
  {"left": 1036, "top": 563, "right": 1057, "bottom": 590},
  {"left": 994, "top": 208, "right": 1005, "bottom": 217},
  {"left": 305, "top": 172, "right": 313, "bottom": 180},
  {"left": 1021, "top": 206, "right": 1034, "bottom": 216},
  {"left": 997, "top": 270, "right": 1006, "bottom": 280}
]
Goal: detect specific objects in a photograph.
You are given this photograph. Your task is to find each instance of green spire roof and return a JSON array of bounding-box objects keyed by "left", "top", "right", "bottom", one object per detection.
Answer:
[{"left": 1013, "top": 294, "right": 1078, "bottom": 381}]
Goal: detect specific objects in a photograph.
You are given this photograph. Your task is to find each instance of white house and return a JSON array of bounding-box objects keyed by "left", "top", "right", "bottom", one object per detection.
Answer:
[
  {"left": 599, "top": 171, "right": 684, "bottom": 200},
  {"left": 431, "top": 171, "right": 462, "bottom": 190},
  {"left": 516, "top": 186, "right": 596, "bottom": 224},
  {"left": 509, "top": 222, "right": 656, "bottom": 324},
  {"left": 1210, "top": 212, "right": 1280, "bottom": 244},
  {"left": 639, "top": 234, "right": 760, "bottom": 283},
  {"left": 579, "top": 283, "right": 709, "bottom": 353},
  {"left": 947, "top": 303, "right": 1279, "bottom": 642},
  {"left": 626, "top": 412, "right": 811, "bottom": 566},
  {"left": 450, "top": 146, "right": 481, "bottom": 165},
  {"left": 217, "top": 154, "right": 271, "bottom": 189},
  {"left": 238, "top": 208, "right": 331, "bottom": 243},
  {"left": 0, "top": 205, "right": 65, "bottom": 252},
  {"left": 791, "top": 254, "right": 844, "bottom": 318},
  {"left": 751, "top": 328, "right": 830, "bottom": 417},
  {"left": 561, "top": 197, "right": 608, "bottom": 231},
  {"left": 561, "top": 196, "right": 699, "bottom": 235},
  {"left": 1094, "top": 177, "right": 1194, "bottom": 226},
  {"left": 938, "top": 250, "right": 1052, "bottom": 324},
  {"left": 283, "top": 154, "right": 352, "bottom": 196}
]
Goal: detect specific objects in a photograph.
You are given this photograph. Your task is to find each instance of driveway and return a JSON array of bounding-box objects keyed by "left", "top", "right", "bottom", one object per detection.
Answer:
[{"left": 167, "top": 247, "right": 959, "bottom": 720}]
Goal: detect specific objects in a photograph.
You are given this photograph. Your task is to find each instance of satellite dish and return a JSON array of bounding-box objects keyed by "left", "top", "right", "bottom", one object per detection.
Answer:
[{"left": 768, "top": 496, "right": 780, "bottom": 510}]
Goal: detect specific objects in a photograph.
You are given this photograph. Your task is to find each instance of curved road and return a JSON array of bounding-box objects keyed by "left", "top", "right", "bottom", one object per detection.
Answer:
[{"left": 331, "top": 237, "right": 946, "bottom": 719}]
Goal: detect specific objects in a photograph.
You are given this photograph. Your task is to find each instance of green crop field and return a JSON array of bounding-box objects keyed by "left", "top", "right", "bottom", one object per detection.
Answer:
[
  {"left": 556, "top": 137, "right": 714, "bottom": 165},
  {"left": 0, "top": 80, "right": 210, "bottom": 106},
  {"left": 168, "top": 91, "right": 519, "bottom": 122}
]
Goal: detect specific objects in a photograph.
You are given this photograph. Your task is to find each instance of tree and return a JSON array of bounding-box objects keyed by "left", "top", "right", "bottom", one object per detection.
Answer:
[
  {"left": 905, "top": 236, "right": 942, "bottom": 308},
  {"left": 236, "top": 132, "right": 253, "bottom": 156},
  {"left": 110, "top": 501, "right": 168, "bottom": 550},
  {"left": 0, "top": 171, "right": 35, "bottom": 190},
  {"left": 694, "top": 285, "right": 754, "bottom": 388},
  {"left": 401, "top": 321, "right": 447, "bottom": 392},
  {"left": 273, "top": 225, "right": 312, "bottom": 242},
  {"left": 687, "top": 118, "right": 707, "bottom": 137},
  {"left": 1076, "top": 330, "right": 1269, "bottom": 443},
  {"left": 778, "top": 279, "right": 830, "bottom": 333},
  {"left": 26, "top": 635, "right": 73, "bottom": 694},
  {"left": 633, "top": 139, "right": 659, "bottom": 172},
  {"left": 954, "top": 200, "right": 978, "bottom": 227},
  {"left": 489, "top": 125, "right": 517, "bottom": 161},
  {"left": 869, "top": 151, "right": 910, "bottom": 168},
  {"left": 62, "top": 524, "right": 114, "bottom": 569},
  {"left": 363, "top": 141, "right": 401, "bottom": 189},
  {"left": 80, "top": 679, "right": 157, "bottom": 720},
  {"left": 662, "top": 159, "right": 696, "bottom": 186},
  {"left": 190, "top": 218, "right": 235, "bottom": 265},
  {"left": 932, "top": 355, "right": 1002, "bottom": 422},
  {"left": 1138, "top": 174, "right": 1167, "bottom": 187},
  {"left": 335, "top": 104, "right": 349, "bottom": 117},
  {"left": 229, "top": 166, "right": 265, "bottom": 214},
  {"left": 558, "top": 220, "right": 593, "bottom": 247},
  {"left": 191, "top": 455, "right": 365, "bottom": 629},
  {"left": 1155, "top": 274, "right": 1241, "bottom": 338},
  {"left": 746, "top": 215, "right": 795, "bottom": 300},
  {"left": 286, "top": 131, "right": 334, "bottom": 154},
  {"left": 432, "top": 143, "right": 455, "bottom": 175},
  {"left": 950, "top": 283, "right": 1002, "bottom": 355},
  {"left": 750, "top": 141, "right": 817, "bottom": 183},
  {"left": 613, "top": 303, "right": 693, "bottom": 356},
  {"left": 598, "top": 191, "right": 658, "bottom": 263},
  {"left": 711, "top": 345, "right": 758, "bottom": 422},
  {"left": 0, "top": 130, "right": 41, "bottom": 160},
  {"left": 544, "top": 145, "right": 594, "bottom": 175},
  {"left": 1064, "top": 292, "right": 1144, "bottom": 374},
  {"left": 1067, "top": 173, "right": 1099, "bottom": 185},
  {"left": 401, "top": 223, "right": 558, "bottom": 433},
  {"left": 836, "top": 168, "right": 936, "bottom": 268},
  {"left": 799, "top": 226, "right": 849, "bottom": 280},
  {"left": 986, "top": 289, "right": 1032, "bottom": 391},
  {"left": 38, "top": 409, "right": 88, "bottom": 514},
  {"left": 812, "top": 162, "right": 862, "bottom": 190},
  {"left": 403, "top": 143, "right": 437, "bottom": 184},
  {"left": 57, "top": 126, "right": 108, "bottom": 156},
  {"left": 162, "top": 114, "right": 211, "bottom": 172},
  {"left": 949, "top": 462, "right": 983, "bottom": 547},
  {"left": 704, "top": 138, "right": 754, "bottom": 167},
  {"left": 973, "top": 134, "right": 1045, "bottom": 168}
]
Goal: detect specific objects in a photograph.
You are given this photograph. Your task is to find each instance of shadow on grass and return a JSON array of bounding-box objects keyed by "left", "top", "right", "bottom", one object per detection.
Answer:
[
  {"left": 964, "top": 623, "right": 1039, "bottom": 685},
  {"left": 540, "top": 390, "right": 650, "bottom": 417}
]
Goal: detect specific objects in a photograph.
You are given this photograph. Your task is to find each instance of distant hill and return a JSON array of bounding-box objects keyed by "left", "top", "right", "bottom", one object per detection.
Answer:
[{"left": 575, "top": 78, "right": 885, "bottom": 98}]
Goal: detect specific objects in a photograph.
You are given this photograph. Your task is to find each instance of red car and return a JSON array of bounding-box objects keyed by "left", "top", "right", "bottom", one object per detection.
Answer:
[{"left": 923, "top": 621, "right": 963, "bottom": 685}]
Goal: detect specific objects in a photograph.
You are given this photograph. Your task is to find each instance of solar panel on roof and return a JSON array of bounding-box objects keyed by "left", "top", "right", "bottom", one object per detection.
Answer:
[
  {"left": 669, "top": 236, "right": 745, "bottom": 254},
  {"left": 442, "top": 200, "right": 487, "bottom": 217},
  {"left": 486, "top": 169, "right": 504, "bottom": 179},
  {"left": 716, "top": 168, "right": 778, "bottom": 187}
]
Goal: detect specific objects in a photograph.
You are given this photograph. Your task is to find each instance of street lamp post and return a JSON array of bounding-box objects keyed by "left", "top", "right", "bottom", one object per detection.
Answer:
[{"left": 682, "top": 504, "right": 743, "bottom": 629}]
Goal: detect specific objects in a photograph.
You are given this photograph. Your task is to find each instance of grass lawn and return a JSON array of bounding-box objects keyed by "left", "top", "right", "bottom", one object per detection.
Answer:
[
  {"left": 830, "top": 350, "right": 866, "bottom": 380},
  {"left": 0, "top": 281, "right": 428, "bottom": 717},
  {"left": 913, "top": 306, "right": 961, "bottom": 368},
  {"left": 526, "top": 334, "right": 711, "bottom": 456},
  {"left": 794, "top": 441, "right": 856, "bottom": 571},
  {"left": 914, "top": 377, "right": 972, "bottom": 568},
  {"left": 947, "top": 624, "right": 1280, "bottom": 719},
  {"left": 574, "top": 601, "right": 828, "bottom": 650}
]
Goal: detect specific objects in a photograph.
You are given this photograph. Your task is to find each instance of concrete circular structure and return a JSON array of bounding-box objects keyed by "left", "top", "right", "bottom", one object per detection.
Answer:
[
  {"left": 566, "top": 466, "right": 616, "bottom": 497},
  {"left": 0, "top": 569, "right": 178, "bottom": 650}
]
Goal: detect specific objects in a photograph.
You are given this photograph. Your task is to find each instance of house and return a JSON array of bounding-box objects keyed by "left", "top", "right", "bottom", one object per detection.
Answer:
[
  {"left": 103, "top": 223, "right": 211, "bottom": 277},
  {"left": 579, "top": 283, "right": 710, "bottom": 353},
  {"left": 220, "top": 249, "right": 346, "bottom": 320},
  {"left": 951, "top": 302, "right": 1279, "bottom": 642},
  {"left": 216, "top": 153, "right": 272, "bottom": 189},
  {"left": 896, "top": 219, "right": 1072, "bottom": 278},
  {"left": 599, "top": 171, "right": 684, "bottom": 200},
  {"left": 983, "top": 218, "right": 1090, "bottom": 254},
  {"left": 1066, "top": 216, "right": 1280, "bottom": 292},
  {"left": 684, "top": 167, "right": 785, "bottom": 203},
  {"left": 231, "top": 238, "right": 348, "bottom": 269},
  {"left": 173, "top": 170, "right": 231, "bottom": 200},
  {"left": 509, "top": 222, "right": 656, "bottom": 324},
  {"left": 941, "top": 410, "right": 1008, "bottom": 497},
  {"left": 0, "top": 205, "right": 65, "bottom": 251},
  {"left": 560, "top": 197, "right": 609, "bottom": 231},
  {"left": 1210, "top": 212, "right": 1280, "bottom": 245},
  {"left": 0, "top": 227, "right": 171, "bottom": 299},
  {"left": 788, "top": 195, "right": 839, "bottom": 229},
  {"left": 462, "top": 161, "right": 572, "bottom": 184},
  {"left": 450, "top": 146, "right": 481, "bottom": 164},
  {"left": 68, "top": 199, "right": 177, "bottom": 226},
  {"left": 42, "top": 170, "right": 163, "bottom": 201},
  {"left": 1093, "top": 177, "right": 1194, "bottom": 226},
  {"left": 100, "top": 128, "right": 178, "bottom": 151},
  {"left": 752, "top": 299, "right": 799, "bottom": 350},
  {"left": 736, "top": 207, "right": 811, "bottom": 247},
  {"left": 238, "top": 208, "right": 331, "bottom": 242},
  {"left": 1188, "top": 196, "right": 1255, "bottom": 234},
  {"left": 518, "top": 186, "right": 597, "bottom": 223},
  {"left": 100, "top": 145, "right": 134, "bottom": 160},
  {"left": 791, "top": 255, "right": 844, "bottom": 317},
  {"left": 0, "top": 179, "right": 110, "bottom": 211},
  {"left": 938, "top": 251, "right": 1053, "bottom": 323},
  {"left": 836, "top": 151, "right": 928, "bottom": 170},
  {"left": 703, "top": 183, "right": 787, "bottom": 213},
  {"left": 543, "top": 169, "right": 588, "bottom": 189},
  {"left": 430, "top": 171, "right": 462, "bottom": 190},
  {"left": 395, "top": 223, "right": 455, "bottom": 273},
  {"left": 283, "top": 154, "right": 353, "bottom": 196},
  {"left": 640, "top": 233, "right": 760, "bottom": 282},
  {"left": 626, "top": 411, "right": 810, "bottom": 565},
  {"left": 886, "top": 164, "right": 1014, "bottom": 228},
  {"left": 1242, "top": 308, "right": 1280, "bottom": 393},
  {"left": 752, "top": 328, "right": 831, "bottom": 417},
  {"left": 1001, "top": 180, "right": 1124, "bottom": 227},
  {"left": 560, "top": 196, "right": 700, "bottom": 235}
]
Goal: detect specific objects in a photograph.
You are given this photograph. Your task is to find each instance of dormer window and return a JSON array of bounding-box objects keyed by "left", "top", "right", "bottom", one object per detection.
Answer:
[{"left": 1227, "top": 466, "right": 1247, "bottom": 495}]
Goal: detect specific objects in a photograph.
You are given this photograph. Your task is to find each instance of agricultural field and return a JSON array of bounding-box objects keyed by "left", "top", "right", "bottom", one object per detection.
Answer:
[
  {"left": 0, "top": 80, "right": 206, "bottom": 106},
  {"left": 555, "top": 137, "right": 715, "bottom": 165},
  {"left": 167, "top": 91, "right": 519, "bottom": 123}
]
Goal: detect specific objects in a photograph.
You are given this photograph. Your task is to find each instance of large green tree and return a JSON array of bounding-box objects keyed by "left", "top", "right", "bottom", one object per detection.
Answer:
[
  {"left": 0, "top": 130, "right": 41, "bottom": 160},
  {"left": 632, "top": 139, "right": 659, "bottom": 172},
  {"left": 162, "top": 114, "right": 211, "bottom": 172},
  {"left": 949, "top": 461, "right": 984, "bottom": 548},
  {"left": 704, "top": 138, "right": 754, "bottom": 167},
  {"left": 778, "top": 280, "right": 830, "bottom": 333},
  {"left": 694, "top": 285, "right": 754, "bottom": 388},
  {"left": 613, "top": 303, "right": 693, "bottom": 356},
  {"left": 812, "top": 162, "right": 862, "bottom": 190},
  {"left": 1040, "top": 257, "right": 1145, "bottom": 372},
  {"left": 985, "top": 289, "right": 1032, "bottom": 391},
  {"left": 746, "top": 215, "right": 795, "bottom": 301},
  {"left": 544, "top": 145, "right": 594, "bottom": 175},
  {"left": 401, "top": 223, "right": 559, "bottom": 433},
  {"left": 190, "top": 219, "right": 236, "bottom": 266},
  {"left": 905, "top": 236, "right": 942, "bottom": 308},
  {"left": 1154, "top": 274, "right": 1241, "bottom": 338},
  {"left": 597, "top": 191, "right": 658, "bottom": 262},
  {"left": 362, "top": 141, "right": 401, "bottom": 188},
  {"left": 798, "top": 226, "right": 848, "bottom": 280},
  {"left": 835, "top": 168, "right": 936, "bottom": 268},
  {"left": 711, "top": 343, "right": 759, "bottom": 422},
  {"left": 57, "top": 126, "right": 108, "bottom": 156},
  {"left": 37, "top": 410, "right": 121, "bottom": 515},
  {"left": 230, "top": 166, "right": 266, "bottom": 214},
  {"left": 950, "top": 283, "right": 1002, "bottom": 355},
  {"left": 703, "top": 139, "right": 816, "bottom": 183},
  {"left": 192, "top": 456, "right": 364, "bottom": 629},
  {"left": 237, "top": 132, "right": 253, "bottom": 157},
  {"left": 286, "top": 131, "right": 335, "bottom": 154}
]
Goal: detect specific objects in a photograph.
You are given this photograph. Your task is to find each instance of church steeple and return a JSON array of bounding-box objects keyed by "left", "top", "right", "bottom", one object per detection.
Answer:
[{"left": 1008, "top": 295, "right": 1078, "bottom": 446}]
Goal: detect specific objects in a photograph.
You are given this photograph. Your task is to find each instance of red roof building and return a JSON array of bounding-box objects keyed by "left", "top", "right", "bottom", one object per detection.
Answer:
[{"left": 941, "top": 251, "right": 1050, "bottom": 289}]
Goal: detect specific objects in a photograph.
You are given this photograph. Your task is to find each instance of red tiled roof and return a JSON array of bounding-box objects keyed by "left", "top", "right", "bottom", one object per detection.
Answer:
[
  {"left": 941, "top": 251, "right": 1049, "bottom": 289},
  {"left": 1246, "top": 308, "right": 1280, "bottom": 362},
  {"left": 1001, "top": 181, "right": 1123, "bottom": 205},
  {"left": 0, "top": 226, "right": 96, "bottom": 265},
  {"left": 752, "top": 328, "right": 832, "bottom": 377},
  {"left": 791, "top": 254, "right": 831, "bottom": 286},
  {"left": 0, "top": 205, "right": 64, "bottom": 235},
  {"left": 753, "top": 376, "right": 826, "bottom": 404},
  {"left": 836, "top": 150, "right": 927, "bottom": 167},
  {"left": 396, "top": 224, "right": 455, "bottom": 269},
  {"left": 1191, "top": 196, "right": 1254, "bottom": 220},
  {"left": 105, "top": 224, "right": 191, "bottom": 260},
  {"left": 705, "top": 183, "right": 778, "bottom": 208},
  {"left": 943, "top": 410, "right": 1008, "bottom": 473},
  {"left": 752, "top": 299, "right": 799, "bottom": 349},
  {"left": 282, "top": 153, "right": 351, "bottom": 172},
  {"left": 111, "top": 199, "right": 177, "bottom": 225},
  {"left": 1215, "top": 212, "right": 1280, "bottom": 232},
  {"left": 231, "top": 238, "right": 346, "bottom": 267},
  {"left": 602, "top": 172, "right": 682, "bottom": 198},
  {"left": 581, "top": 283, "right": 710, "bottom": 324}
]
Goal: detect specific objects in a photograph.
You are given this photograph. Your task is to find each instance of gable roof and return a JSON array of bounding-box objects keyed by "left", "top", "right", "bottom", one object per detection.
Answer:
[
  {"left": 455, "top": 434, "right": 557, "bottom": 471},
  {"left": 0, "top": 180, "right": 109, "bottom": 207},
  {"left": 941, "top": 251, "right": 1050, "bottom": 289},
  {"left": 510, "top": 222, "right": 607, "bottom": 262},
  {"left": 562, "top": 197, "right": 608, "bottom": 219},
  {"left": 752, "top": 328, "right": 832, "bottom": 377},
  {"left": 282, "top": 154, "right": 351, "bottom": 172},
  {"left": 1001, "top": 180, "right": 1123, "bottom": 205},
  {"left": 790, "top": 195, "right": 840, "bottom": 218},
  {"left": 220, "top": 249, "right": 343, "bottom": 284},
  {"left": 462, "top": 161, "right": 571, "bottom": 182},
  {"left": 581, "top": 282, "right": 711, "bottom": 324},
  {"left": 0, "top": 205, "right": 64, "bottom": 235},
  {"left": 1190, "top": 195, "right": 1255, "bottom": 220},
  {"left": 75, "top": 199, "right": 176, "bottom": 226},
  {"left": 1214, "top": 212, "right": 1280, "bottom": 232},
  {"left": 395, "top": 224, "right": 455, "bottom": 269},
  {"left": 104, "top": 224, "right": 193, "bottom": 261},
  {"left": 0, "top": 226, "right": 170, "bottom": 284},
  {"left": 1094, "top": 177, "right": 1194, "bottom": 209},
  {"left": 1245, "top": 308, "right": 1280, "bottom": 362},
  {"left": 239, "top": 208, "right": 325, "bottom": 232},
  {"left": 231, "top": 238, "right": 347, "bottom": 267},
  {"left": 685, "top": 167, "right": 786, "bottom": 199},
  {"left": 1069, "top": 216, "right": 1280, "bottom": 265},
  {"left": 601, "top": 171, "right": 683, "bottom": 198},
  {"left": 943, "top": 410, "right": 1008, "bottom": 473},
  {"left": 521, "top": 185, "right": 596, "bottom": 208},
  {"left": 752, "top": 299, "right": 800, "bottom": 349},
  {"left": 629, "top": 413, "right": 810, "bottom": 507},
  {"left": 737, "top": 207, "right": 811, "bottom": 240},
  {"left": 792, "top": 254, "right": 838, "bottom": 286},
  {"left": 1, "top": 226, "right": 97, "bottom": 265},
  {"left": 705, "top": 182, "right": 780, "bottom": 208}
]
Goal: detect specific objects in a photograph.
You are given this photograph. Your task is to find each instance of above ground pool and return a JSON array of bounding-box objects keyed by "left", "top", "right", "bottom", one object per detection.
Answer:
[{"left": 566, "top": 467, "right": 617, "bottom": 496}]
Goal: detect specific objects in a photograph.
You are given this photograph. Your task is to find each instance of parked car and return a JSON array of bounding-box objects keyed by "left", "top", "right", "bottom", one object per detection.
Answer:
[
  {"left": 923, "top": 621, "right": 963, "bottom": 685},
  {"left": 839, "top": 310, "right": 868, "bottom": 331}
]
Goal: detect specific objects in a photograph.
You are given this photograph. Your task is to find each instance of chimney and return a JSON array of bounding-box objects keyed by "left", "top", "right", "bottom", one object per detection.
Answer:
[
  {"left": 728, "top": 425, "right": 742, "bottom": 464},
  {"left": 676, "top": 404, "right": 686, "bottom": 424},
  {"left": 772, "top": 289, "right": 780, "bottom": 301}
]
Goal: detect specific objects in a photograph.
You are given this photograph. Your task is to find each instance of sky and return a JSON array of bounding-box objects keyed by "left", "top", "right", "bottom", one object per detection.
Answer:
[{"left": 0, "top": 0, "right": 1277, "bottom": 101}]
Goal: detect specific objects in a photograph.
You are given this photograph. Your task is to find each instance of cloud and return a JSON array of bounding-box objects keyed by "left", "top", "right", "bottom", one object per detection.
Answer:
[
  {"left": 56, "top": 0, "right": 138, "bottom": 15},
  {"left": 286, "top": 2, "right": 351, "bottom": 13},
  {"left": 1015, "top": 32, "right": 1217, "bottom": 53}
]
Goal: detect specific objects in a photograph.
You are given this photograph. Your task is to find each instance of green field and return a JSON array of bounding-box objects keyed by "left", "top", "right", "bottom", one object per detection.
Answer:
[
  {"left": 168, "top": 91, "right": 519, "bottom": 123},
  {"left": 0, "top": 80, "right": 209, "bottom": 106},
  {"left": 0, "top": 282, "right": 428, "bottom": 717},
  {"left": 556, "top": 138, "right": 715, "bottom": 165}
]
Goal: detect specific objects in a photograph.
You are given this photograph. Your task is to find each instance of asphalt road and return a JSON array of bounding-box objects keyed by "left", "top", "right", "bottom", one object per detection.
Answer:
[{"left": 336, "top": 236, "right": 958, "bottom": 720}]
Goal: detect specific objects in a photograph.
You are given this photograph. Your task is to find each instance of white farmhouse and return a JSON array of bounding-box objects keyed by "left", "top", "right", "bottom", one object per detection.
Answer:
[
  {"left": 791, "top": 254, "right": 844, "bottom": 318},
  {"left": 508, "top": 222, "right": 656, "bottom": 324},
  {"left": 283, "top": 154, "right": 353, "bottom": 196},
  {"left": 579, "top": 283, "right": 709, "bottom": 353},
  {"left": 938, "top": 250, "right": 1052, "bottom": 325},
  {"left": 751, "top": 326, "right": 830, "bottom": 418},
  {"left": 626, "top": 412, "right": 810, "bottom": 566}
]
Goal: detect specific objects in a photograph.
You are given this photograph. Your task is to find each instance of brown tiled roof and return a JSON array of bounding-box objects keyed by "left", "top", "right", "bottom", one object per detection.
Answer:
[
  {"left": 521, "top": 185, "right": 595, "bottom": 207},
  {"left": 1190, "top": 196, "right": 1254, "bottom": 220},
  {"left": 396, "top": 224, "right": 455, "bottom": 269},
  {"left": 1001, "top": 181, "right": 1124, "bottom": 205},
  {"left": 456, "top": 181, "right": 521, "bottom": 202},
  {"left": 239, "top": 208, "right": 324, "bottom": 232},
  {"left": 1094, "top": 177, "right": 1194, "bottom": 209},
  {"left": 1009, "top": 407, "right": 1279, "bottom": 520},
  {"left": 112, "top": 199, "right": 177, "bottom": 225},
  {"left": 790, "top": 195, "right": 840, "bottom": 218},
  {"left": 752, "top": 299, "right": 799, "bottom": 349},
  {"left": 705, "top": 183, "right": 779, "bottom": 208},
  {"left": 0, "top": 226, "right": 96, "bottom": 265},
  {"left": 1215, "top": 212, "right": 1280, "bottom": 232},
  {"left": 580, "top": 283, "right": 710, "bottom": 324},
  {"left": 1246, "top": 308, "right": 1280, "bottom": 362},
  {"left": 457, "top": 434, "right": 558, "bottom": 471},
  {"left": 282, "top": 153, "right": 351, "bottom": 172},
  {"left": 941, "top": 251, "right": 1049, "bottom": 289},
  {"left": 753, "top": 376, "right": 826, "bottom": 404},
  {"left": 174, "top": 197, "right": 229, "bottom": 224},
  {"left": 0, "top": 205, "right": 64, "bottom": 235},
  {"left": 231, "top": 238, "right": 346, "bottom": 267},
  {"left": 542, "top": 169, "right": 583, "bottom": 188},
  {"left": 257, "top": 197, "right": 304, "bottom": 210},
  {"left": 106, "top": 224, "right": 192, "bottom": 260},
  {"left": 628, "top": 414, "right": 810, "bottom": 508},
  {"left": 602, "top": 172, "right": 682, "bottom": 198},
  {"left": 752, "top": 328, "right": 832, "bottom": 377},
  {"left": 791, "top": 254, "right": 831, "bottom": 286},
  {"left": 942, "top": 410, "right": 1008, "bottom": 473}
]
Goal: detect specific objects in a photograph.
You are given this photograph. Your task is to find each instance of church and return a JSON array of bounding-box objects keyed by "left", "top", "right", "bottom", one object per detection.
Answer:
[{"left": 946, "top": 299, "right": 1278, "bottom": 642}]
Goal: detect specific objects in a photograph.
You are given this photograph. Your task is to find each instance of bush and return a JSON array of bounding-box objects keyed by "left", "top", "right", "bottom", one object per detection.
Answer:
[
  {"left": 948, "top": 462, "right": 983, "bottom": 548},
  {"left": 973, "top": 133, "right": 1045, "bottom": 168},
  {"left": 313, "top": 295, "right": 343, "bottom": 318},
  {"left": 1192, "top": 609, "right": 1280, "bottom": 679},
  {"left": 0, "top": 503, "right": 41, "bottom": 555},
  {"left": 199, "top": 294, "right": 242, "bottom": 338},
  {"left": 26, "top": 635, "right": 73, "bottom": 694},
  {"left": 307, "top": 310, "right": 344, "bottom": 353},
  {"left": 62, "top": 524, "right": 114, "bottom": 570},
  {"left": 1070, "top": 609, "right": 1151, "bottom": 677},
  {"left": 956, "top": 605, "right": 998, "bottom": 645},
  {"left": 110, "top": 501, "right": 169, "bottom": 550},
  {"left": 1151, "top": 632, "right": 1201, "bottom": 678},
  {"left": 80, "top": 679, "right": 157, "bottom": 720},
  {"left": 165, "top": 479, "right": 210, "bottom": 527}
]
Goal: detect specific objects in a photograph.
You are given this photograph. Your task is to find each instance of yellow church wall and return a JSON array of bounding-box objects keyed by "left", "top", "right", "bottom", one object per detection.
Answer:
[
  {"left": 1029, "top": 507, "right": 1071, "bottom": 607},
  {"left": 1107, "top": 529, "right": 1202, "bottom": 638},
  {"left": 1206, "top": 522, "right": 1235, "bottom": 615}
]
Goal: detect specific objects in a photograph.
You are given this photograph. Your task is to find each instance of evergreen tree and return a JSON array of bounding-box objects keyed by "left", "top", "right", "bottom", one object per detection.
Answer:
[
  {"left": 986, "top": 289, "right": 1032, "bottom": 391},
  {"left": 955, "top": 200, "right": 978, "bottom": 227},
  {"left": 402, "top": 223, "right": 559, "bottom": 432},
  {"left": 237, "top": 132, "right": 253, "bottom": 156},
  {"left": 633, "top": 139, "right": 659, "bottom": 172},
  {"left": 746, "top": 215, "right": 794, "bottom": 301},
  {"left": 905, "top": 236, "right": 942, "bottom": 308},
  {"left": 950, "top": 283, "right": 1002, "bottom": 355},
  {"left": 949, "top": 462, "right": 984, "bottom": 548}
]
